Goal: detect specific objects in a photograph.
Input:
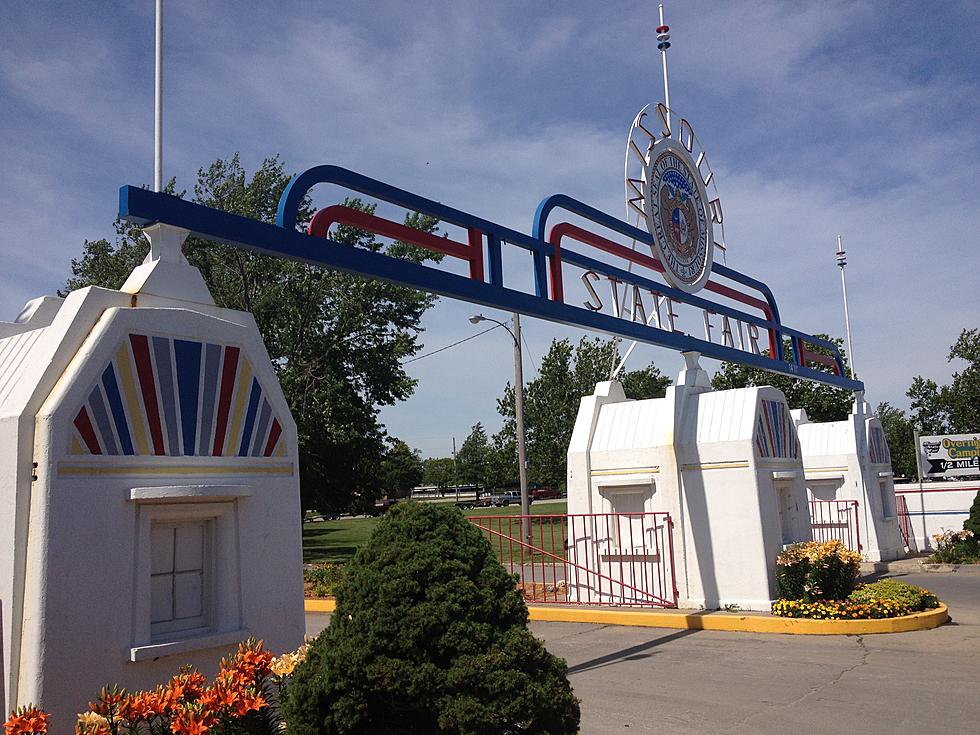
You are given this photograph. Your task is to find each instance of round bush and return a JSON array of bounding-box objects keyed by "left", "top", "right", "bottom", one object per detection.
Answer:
[
  {"left": 283, "top": 503, "right": 580, "bottom": 735},
  {"left": 775, "top": 540, "right": 862, "bottom": 602},
  {"left": 848, "top": 579, "right": 939, "bottom": 611}
]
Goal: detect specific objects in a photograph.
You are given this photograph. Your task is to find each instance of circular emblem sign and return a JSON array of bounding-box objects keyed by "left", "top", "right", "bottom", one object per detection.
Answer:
[{"left": 643, "top": 138, "right": 713, "bottom": 293}]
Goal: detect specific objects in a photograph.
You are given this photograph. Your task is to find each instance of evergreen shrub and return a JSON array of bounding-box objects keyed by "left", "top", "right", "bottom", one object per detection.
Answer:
[
  {"left": 774, "top": 540, "right": 862, "bottom": 602},
  {"left": 283, "top": 502, "right": 580, "bottom": 735},
  {"left": 964, "top": 490, "right": 980, "bottom": 537}
]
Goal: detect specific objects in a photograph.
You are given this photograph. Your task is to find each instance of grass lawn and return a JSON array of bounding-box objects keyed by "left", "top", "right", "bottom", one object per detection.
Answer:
[{"left": 303, "top": 500, "right": 567, "bottom": 564}]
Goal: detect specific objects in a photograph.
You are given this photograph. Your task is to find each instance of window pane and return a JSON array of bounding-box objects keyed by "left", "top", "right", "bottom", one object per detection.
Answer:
[
  {"left": 174, "top": 571, "right": 203, "bottom": 620},
  {"left": 150, "top": 574, "right": 174, "bottom": 623},
  {"left": 174, "top": 523, "right": 204, "bottom": 572},
  {"left": 150, "top": 526, "right": 175, "bottom": 575}
]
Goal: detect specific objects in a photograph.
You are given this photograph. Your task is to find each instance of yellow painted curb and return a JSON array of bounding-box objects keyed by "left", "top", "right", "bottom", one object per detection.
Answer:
[
  {"left": 305, "top": 598, "right": 336, "bottom": 613},
  {"left": 303, "top": 599, "right": 948, "bottom": 635},
  {"left": 524, "top": 602, "right": 949, "bottom": 635}
]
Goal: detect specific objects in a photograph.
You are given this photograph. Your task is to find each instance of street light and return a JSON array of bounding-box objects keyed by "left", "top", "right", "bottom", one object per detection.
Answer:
[{"left": 469, "top": 313, "right": 530, "bottom": 543}]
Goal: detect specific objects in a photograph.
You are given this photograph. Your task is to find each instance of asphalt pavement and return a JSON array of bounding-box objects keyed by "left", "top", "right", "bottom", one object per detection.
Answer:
[{"left": 305, "top": 570, "right": 980, "bottom": 734}]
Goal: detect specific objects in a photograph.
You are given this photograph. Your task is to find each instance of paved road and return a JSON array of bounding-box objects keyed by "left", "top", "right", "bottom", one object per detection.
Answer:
[{"left": 306, "top": 571, "right": 980, "bottom": 734}]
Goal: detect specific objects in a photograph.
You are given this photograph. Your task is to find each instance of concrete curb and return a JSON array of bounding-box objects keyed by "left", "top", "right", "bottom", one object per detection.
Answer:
[
  {"left": 861, "top": 558, "right": 980, "bottom": 575},
  {"left": 304, "top": 599, "right": 949, "bottom": 635}
]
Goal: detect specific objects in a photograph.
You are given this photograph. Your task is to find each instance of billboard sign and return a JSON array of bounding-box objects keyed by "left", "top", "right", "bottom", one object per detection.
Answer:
[{"left": 918, "top": 434, "right": 980, "bottom": 479}]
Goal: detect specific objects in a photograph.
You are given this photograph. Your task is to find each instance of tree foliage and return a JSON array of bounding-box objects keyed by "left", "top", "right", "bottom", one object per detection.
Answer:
[
  {"left": 283, "top": 503, "right": 580, "bottom": 734},
  {"left": 711, "top": 335, "right": 853, "bottom": 422},
  {"left": 456, "top": 422, "right": 491, "bottom": 489},
  {"left": 492, "top": 337, "right": 671, "bottom": 490},
  {"left": 875, "top": 402, "right": 917, "bottom": 479},
  {"left": 422, "top": 457, "right": 457, "bottom": 490},
  {"left": 379, "top": 439, "right": 425, "bottom": 499},
  {"left": 62, "top": 154, "right": 441, "bottom": 513}
]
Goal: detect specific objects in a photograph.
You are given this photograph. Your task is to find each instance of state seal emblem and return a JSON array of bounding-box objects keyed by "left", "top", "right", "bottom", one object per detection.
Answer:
[{"left": 643, "top": 137, "right": 713, "bottom": 293}]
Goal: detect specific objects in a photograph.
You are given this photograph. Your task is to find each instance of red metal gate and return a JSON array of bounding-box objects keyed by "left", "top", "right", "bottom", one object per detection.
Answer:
[
  {"left": 808, "top": 500, "right": 862, "bottom": 551},
  {"left": 468, "top": 512, "right": 678, "bottom": 608},
  {"left": 896, "top": 495, "right": 919, "bottom": 553}
]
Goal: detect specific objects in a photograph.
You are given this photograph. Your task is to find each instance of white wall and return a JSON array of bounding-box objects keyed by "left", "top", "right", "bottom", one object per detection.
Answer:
[{"left": 895, "top": 480, "right": 979, "bottom": 550}]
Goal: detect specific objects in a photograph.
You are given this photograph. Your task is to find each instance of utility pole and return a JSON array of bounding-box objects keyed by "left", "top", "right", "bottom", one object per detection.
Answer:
[{"left": 513, "top": 313, "right": 530, "bottom": 543}]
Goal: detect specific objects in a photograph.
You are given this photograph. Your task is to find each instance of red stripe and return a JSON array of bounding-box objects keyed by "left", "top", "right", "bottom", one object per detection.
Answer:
[
  {"left": 263, "top": 418, "right": 282, "bottom": 456},
  {"left": 212, "top": 346, "right": 240, "bottom": 456},
  {"left": 549, "top": 222, "right": 781, "bottom": 355},
  {"left": 310, "top": 206, "right": 481, "bottom": 273},
  {"left": 130, "top": 334, "right": 165, "bottom": 455},
  {"left": 895, "top": 486, "right": 980, "bottom": 494},
  {"left": 74, "top": 406, "right": 102, "bottom": 454}
]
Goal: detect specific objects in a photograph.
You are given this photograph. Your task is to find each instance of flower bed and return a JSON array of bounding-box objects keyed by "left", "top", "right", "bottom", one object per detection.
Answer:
[
  {"left": 771, "top": 541, "right": 942, "bottom": 621},
  {"left": 772, "top": 598, "right": 913, "bottom": 620},
  {"left": 929, "top": 529, "right": 980, "bottom": 564},
  {"left": 3, "top": 638, "right": 309, "bottom": 735}
]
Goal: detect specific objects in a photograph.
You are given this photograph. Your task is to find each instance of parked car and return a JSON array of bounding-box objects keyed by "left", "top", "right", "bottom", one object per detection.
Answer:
[
  {"left": 489, "top": 490, "right": 531, "bottom": 507},
  {"left": 530, "top": 486, "right": 561, "bottom": 500}
]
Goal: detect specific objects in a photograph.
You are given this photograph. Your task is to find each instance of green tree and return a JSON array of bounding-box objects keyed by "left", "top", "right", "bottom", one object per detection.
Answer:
[
  {"left": 875, "top": 402, "right": 917, "bottom": 479},
  {"left": 283, "top": 503, "right": 581, "bottom": 734},
  {"left": 906, "top": 376, "right": 949, "bottom": 434},
  {"left": 711, "top": 335, "right": 853, "bottom": 422},
  {"left": 906, "top": 328, "right": 980, "bottom": 434},
  {"left": 943, "top": 328, "right": 980, "bottom": 433},
  {"left": 62, "top": 154, "right": 441, "bottom": 514},
  {"left": 493, "top": 337, "right": 670, "bottom": 490},
  {"left": 379, "top": 439, "right": 425, "bottom": 499},
  {"left": 456, "top": 422, "right": 491, "bottom": 488},
  {"left": 422, "top": 457, "right": 457, "bottom": 491}
]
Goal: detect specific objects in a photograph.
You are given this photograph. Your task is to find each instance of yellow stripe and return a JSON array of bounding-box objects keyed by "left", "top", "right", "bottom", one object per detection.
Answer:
[
  {"left": 805, "top": 466, "right": 849, "bottom": 473},
  {"left": 226, "top": 358, "right": 253, "bottom": 456},
  {"left": 70, "top": 434, "right": 84, "bottom": 455},
  {"left": 273, "top": 440, "right": 286, "bottom": 457},
  {"left": 590, "top": 466, "right": 660, "bottom": 476},
  {"left": 682, "top": 461, "right": 750, "bottom": 471},
  {"left": 57, "top": 462, "right": 294, "bottom": 477},
  {"left": 303, "top": 599, "right": 948, "bottom": 635},
  {"left": 116, "top": 343, "right": 150, "bottom": 455}
]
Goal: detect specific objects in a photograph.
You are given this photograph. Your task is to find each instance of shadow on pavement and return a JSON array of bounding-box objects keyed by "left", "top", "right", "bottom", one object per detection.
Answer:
[{"left": 566, "top": 629, "right": 698, "bottom": 675}]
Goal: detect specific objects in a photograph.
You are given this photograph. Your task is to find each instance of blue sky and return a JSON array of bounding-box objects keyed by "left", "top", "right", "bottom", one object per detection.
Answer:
[{"left": 1, "top": 1, "right": 978, "bottom": 458}]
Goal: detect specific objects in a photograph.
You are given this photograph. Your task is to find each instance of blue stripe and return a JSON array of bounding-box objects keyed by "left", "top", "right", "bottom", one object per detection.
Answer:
[
  {"left": 239, "top": 378, "right": 263, "bottom": 456},
  {"left": 101, "top": 363, "right": 134, "bottom": 455},
  {"left": 152, "top": 336, "right": 180, "bottom": 455},
  {"left": 905, "top": 510, "right": 969, "bottom": 516},
  {"left": 174, "top": 339, "right": 202, "bottom": 456},
  {"left": 88, "top": 386, "right": 119, "bottom": 455}
]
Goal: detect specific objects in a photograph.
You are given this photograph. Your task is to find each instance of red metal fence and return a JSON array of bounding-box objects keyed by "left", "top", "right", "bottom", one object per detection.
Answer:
[
  {"left": 468, "top": 512, "right": 678, "bottom": 608},
  {"left": 808, "top": 500, "right": 862, "bottom": 551},
  {"left": 896, "top": 495, "right": 919, "bottom": 553}
]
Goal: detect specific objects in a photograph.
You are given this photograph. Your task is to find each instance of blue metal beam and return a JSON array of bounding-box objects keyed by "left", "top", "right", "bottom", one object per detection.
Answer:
[{"left": 120, "top": 185, "right": 864, "bottom": 392}]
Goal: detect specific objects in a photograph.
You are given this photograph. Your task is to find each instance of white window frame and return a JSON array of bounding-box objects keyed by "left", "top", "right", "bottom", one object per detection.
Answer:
[
  {"left": 150, "top": 519, "right": 213, "bottom": 639},
  {"left": 129, "top": 487, "right": 250, "bottom": 662}
]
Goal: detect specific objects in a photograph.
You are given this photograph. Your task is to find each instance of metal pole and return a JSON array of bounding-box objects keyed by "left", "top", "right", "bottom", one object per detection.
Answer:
[
  {"left": 154, "top": 0, "right": 163, "bottom": 192},
  {"left": 914, "top": 427, "right": 926, "bottom": 547},
  {"left": 659, "top": 4, "right": 670, "bottom": 129},
  {"left": 513, "top": 313, "right": 531, "bottom": 543},
  {"left": 836, "top": 235, "right": 856, "bottom": 378}
]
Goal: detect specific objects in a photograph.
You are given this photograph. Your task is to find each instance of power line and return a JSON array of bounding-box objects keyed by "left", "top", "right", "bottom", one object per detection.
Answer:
[{"left": 404, "top": 324, "right": 502, "bottom": 364}]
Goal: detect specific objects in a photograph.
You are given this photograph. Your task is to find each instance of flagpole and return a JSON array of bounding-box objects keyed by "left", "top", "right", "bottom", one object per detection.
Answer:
[
  {"left": 612, "top": 6, "right": 672, "bottom": 381},
  {"left": 836, "top": 234, "right": 857, "bottom": 378},
  {"left": 154, "top": 0, "right": 163, "bottom": 192},
  {"left": 658, "top": 4, "right": 671, "bottom": 129}
]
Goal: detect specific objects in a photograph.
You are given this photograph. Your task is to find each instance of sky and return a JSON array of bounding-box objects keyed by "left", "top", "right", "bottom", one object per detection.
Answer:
[{"left": 1, "top": 1, "right": 978, "bottom": 459}]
